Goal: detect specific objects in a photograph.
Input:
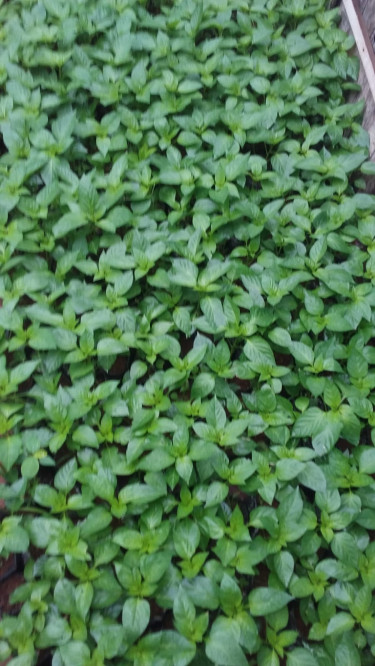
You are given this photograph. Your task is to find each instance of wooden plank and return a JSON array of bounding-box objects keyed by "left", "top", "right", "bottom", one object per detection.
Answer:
[
  {"left": 342, "top": 0, "right": 375, "bottom": 103},
  {"left": 362, "top": 2, "right": 375, "bottom": 38},
  {"left": 358, "top": 0, "right": 369, "bottom": 13},
  {"left": 339, "top": 1, "right": 375, "bottom": 159}
]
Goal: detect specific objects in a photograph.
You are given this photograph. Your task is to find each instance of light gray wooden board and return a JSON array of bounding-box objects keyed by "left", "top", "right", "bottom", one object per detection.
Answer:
[{"left": 340, "top": 1, "right": 375, "bottom": 162}]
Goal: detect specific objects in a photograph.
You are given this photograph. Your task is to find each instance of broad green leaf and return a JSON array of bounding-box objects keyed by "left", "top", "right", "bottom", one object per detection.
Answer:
[
  {"left": 0, "top": 518, "right": 29, "bottom": 554},
  {"left": 174, "top": 520, "right": 200, "bottom": 560},
  {"left": 59, "top": 642, "right": 90, "bottom": 666},
  {"left": 53, "top": 212, "right": 87, "bottom": 238},
  {"left": 206, "top": 397, "right": 226, "bottom": 430},
  {"left": 170, "top": 259, "right": 198, "bottom": 287},
  {"left": 273, "top": 551, "right": 294, "bottom": 587},
  {"left": 287, "top": 648, "right": 319, "bottom": 666},
  {"left": 118, "top": 483, "right": 166, "bottom": 506},
  {"left": 297, "top": 462, "right": 326, "bottom": 492},
  {"left": 334, "top": 632, "right": 361, "bottom": 666},
  {"left": 206, "top": 618, "right": 247, "bottom": 666},
  {"left": 312, "top": 63, "right": 337, "bottom": 79},
  {"left": 326, "top": 612, "right": 355, "bottom": 635},
  {"left": 249, "top": 588, "right": 292, "bottom": 616},
  {"left": 122, "top": 598, "right": 150, "bottom": 644},
  {"left": 9, "top": 361, "right": 39, "bottom": 386},
  {"left": 21, "top": 456, "right": 39, "bottom": 479},
  {"left": 75, "top": 582, "right": 93, "bottom": 621},
  {"left": 131, "top": 631, "right": 195, "bottom": 666},
  {"left": 36, "top": 617, "right": 72, "bottom": 648},
  {"left": 358, "top": 448, "right": 375, "bottom": 474},
  {"left": 0, "top": 434, "right": 22, "bottom": 471},
  {"left": 54, "top": 458, "right": 77, "bottom": 493},
  {"left": 54, "top": 579, "right": 76, "bottom": 615}
]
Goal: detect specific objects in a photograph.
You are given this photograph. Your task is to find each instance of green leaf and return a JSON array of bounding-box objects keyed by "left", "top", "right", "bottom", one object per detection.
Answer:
[
  {"left": 347, "top": 350, "right": 368, "bottom": 379},
  {"left": 250, "top": 76, "right": 270, "bottom": 95},
  {"left": 206, "top": 397, "right": 226, "bottom": 430},
  {"left": 331, "top": 533, "right": 358, "bottom": 567},
  {"left": 122, "top": 598, "right": 150, "bottom": 644},
  {"left": 358, "top": 448, "right": 375, "bottom": 474},
  {"left": 0, "top": 434, "right": 22, "bottom": 471},
  {"left": 273, "top": 551, "right": 294, "bottom": 587},
  {"left": 9, "top": 361, "right": 39, "bottom": 386},
  {"left": 138, "top": 449, "right": 174, "bottom": 472},
  {"left": 297, "top": 462, "right": 326, "bottom": 492},
  {"left": 244, "top": 336, "right": 275, "bottom": 366},
  {"left": 174, "top": 520, "right": 200, "bottom": 560},
  {"left": 21, "top": 456, "right": 39, "bottom": 479},
  {"left": 198, "top": 260, "right": 230, "bottom": 288},
  {"left": 119, "top": 482, "right": 166, "bottom": 506},
  {"left": 54, "top": 579, "right": 76, "bottom": 615},
  {"left": 287, "top": 648, "right": 319, "bottom": 666},
  {"left": 268, "top": 327, "right": 292, "bottom": 347},
  {"left": 289, "top": 342, "right": 314, "bottom": 366},
  {"left": 200, "top": 297, "right": 227, "bottom": 330},
  {"left": 54, "top": 458, "right": 77, "bottom": 492},
  {"left": 219, "top": 574, "right": 242, "bottom": 614},
  {"left": 191, "top": 373, "right": 215, "bottom": 399},
  {"left": 53, "top": 212, "right": 87, "bottom": 238},
  {"left": 36, "top": 617, "right": 72, "bottom": 648},
  {"left": 4, "top": 656, "right": 34, "bottom": 666},
  {"left": 326, "top": 612, "right": 355, "bottom": 635},
  {"left": 181, "top": 577, "right": 220, "bottom": 610},
  {"left": 0, "top": 518, "right": 29, "bottom": 554},
  {"left": 205, "top": 481, "right": 229, "bottom": 508},
  {"left": 170, "top": 259, "right": 198, "bottom": 287},
  {"left": 97, "top": 338, "right": 128, "bottom": 356},
  {"left": 206, "top": 618, "right": 248, "bottom": 666},
  {"left": 249, "top": 588, "right": 292, "bottom": 616},
  {"left": 292, "top": 408, "right": 326, "bottom": 438},
  {"left": 132, "top": 631, "right": 195, "bottom": 666},
  {"left": 312, "top": 63, "right": 337, "bottom": 79},
  {"left": 75, "top": 582, "right": 93, "bottom": 621},
  {"left": 334, "top": 632, "right": 361, "bottom": 666},
  {"left": 59, "top": 641, "right": 90, "bottom": 666},
  {"left": 276, "top": 458, "right": 305, "bottom": 481}
]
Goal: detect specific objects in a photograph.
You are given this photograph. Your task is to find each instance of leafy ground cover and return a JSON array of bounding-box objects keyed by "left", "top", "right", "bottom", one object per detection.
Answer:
[{"left": 1, "top": 0, "right": 375, "bottom": 664}]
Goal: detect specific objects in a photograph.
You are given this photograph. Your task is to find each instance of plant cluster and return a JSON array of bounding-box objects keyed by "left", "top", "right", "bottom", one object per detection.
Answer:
[{"left": 1, "top": 0, "right": 375, "bottom": 664}]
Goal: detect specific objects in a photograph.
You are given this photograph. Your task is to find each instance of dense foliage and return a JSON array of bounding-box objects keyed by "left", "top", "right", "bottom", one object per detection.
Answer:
[{"left": 1, "top": 0, "right": 375, "bottom": 664}]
